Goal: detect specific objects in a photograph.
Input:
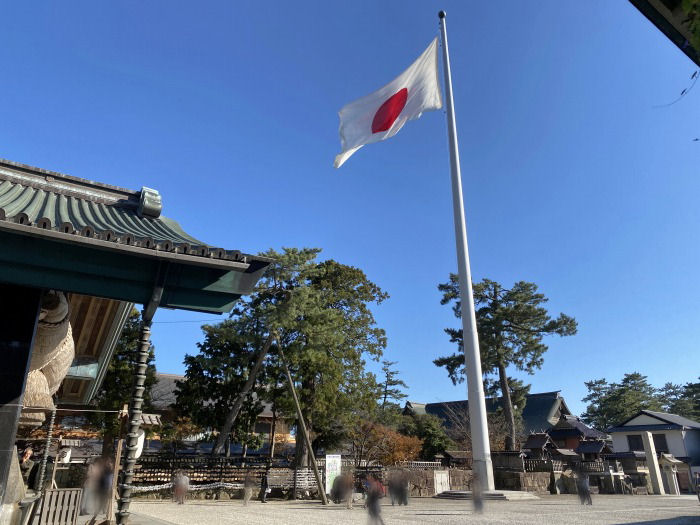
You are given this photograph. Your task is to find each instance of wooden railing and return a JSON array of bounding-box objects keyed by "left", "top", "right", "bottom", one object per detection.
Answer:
[
  {"left": 523, "top": 459, "right": 565, "bottom": 472},
  {"left": 493, "top": 453, "right": 525, "bottom": 471},
  {"left": 579, "top": 460, "right": 605, "bottom": 472},
  {"left": 523, "top": 459, "right": 550, "bottom": 472},
  {"left": 133, "top": 457, "right": 319, "bottom": 487},
  {"left": 36, "top": 488, "right": 82, "bottom": 525},
  {"left": 396, "top": 461, "right": 444, "bottom": 469}
]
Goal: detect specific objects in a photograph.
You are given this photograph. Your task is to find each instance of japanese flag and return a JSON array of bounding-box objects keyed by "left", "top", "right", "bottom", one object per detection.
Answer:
[{"left": 334, "top": 38, "right": 443, "bottom": 168}]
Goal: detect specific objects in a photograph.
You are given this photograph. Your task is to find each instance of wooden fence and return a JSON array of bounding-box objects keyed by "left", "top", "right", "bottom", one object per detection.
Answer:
[
  {"left": 396, "top": 461, "right": 443, "bottom": 469},
  {"left": 35, "top": 488, "right": 82, "bottom": 525},
  {"left": 522, "top": 459, "right": 565, "bottom": 472},
  {"left": 134, "top": 457, "right": 267, "bottom": 484},
  {"left": 133, "top": 458, "right": 319, "bottom": 489},
  {"left": 523, "top": 459, "right": 550, "bottom": 472}
]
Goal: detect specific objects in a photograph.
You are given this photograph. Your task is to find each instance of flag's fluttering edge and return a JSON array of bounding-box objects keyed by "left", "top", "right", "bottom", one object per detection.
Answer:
[{"left": 334, "top": 38, "right": 443, "bottom": 168}]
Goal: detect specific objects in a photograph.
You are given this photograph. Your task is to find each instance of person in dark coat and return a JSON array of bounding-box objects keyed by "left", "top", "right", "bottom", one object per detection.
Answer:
[
  {"left": 19, "top": 446, "right": 37, "bottom": 489},
  {"left": 575, "top": 467, "right": 592, "bottom": 505},
  {"left": 330, "top": 475, "right": 342, "bottom": 504},
  {"left": 259, "top": 470, "right": 269, "bottom": 503}
]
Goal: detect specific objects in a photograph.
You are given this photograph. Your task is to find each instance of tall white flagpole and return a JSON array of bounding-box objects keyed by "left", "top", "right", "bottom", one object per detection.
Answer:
[{"left": 438, "top": 10, "right": 495, "bottom": 491}]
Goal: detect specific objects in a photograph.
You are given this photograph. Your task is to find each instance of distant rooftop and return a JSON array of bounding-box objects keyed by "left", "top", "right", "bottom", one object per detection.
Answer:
[
  {"left": 404, "top": 391, "right": 571, "bottom": 434},
  {"left": 608, "top": 410, "right": 700, "bottom": 432},
  {"left": 548, "top": 414, "right": 609, "bottom": 440},
  {"left": 151, "top": 373, "right": 275, "bottom": 418}
]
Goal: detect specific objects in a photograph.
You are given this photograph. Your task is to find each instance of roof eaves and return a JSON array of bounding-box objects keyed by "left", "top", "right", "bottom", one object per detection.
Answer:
[
  {"left": 641, "top": 410, "right": 700, "bottom": 429},
  {"left": 0, "top": 219, "right": 266, "bottom": 272},
  {"left": 607, "top": 424, "right": 682, "bottom": 433}
]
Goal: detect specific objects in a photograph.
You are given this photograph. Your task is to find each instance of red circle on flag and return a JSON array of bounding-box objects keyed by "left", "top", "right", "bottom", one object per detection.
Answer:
[{"left": 371, "top": 88, "right": 408, "bottom": 134}]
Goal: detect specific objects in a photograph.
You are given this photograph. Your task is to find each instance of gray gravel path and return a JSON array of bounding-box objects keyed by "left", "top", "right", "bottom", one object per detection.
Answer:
[{"left": 126, "top": 494, "right": 700, "bottom": 524}]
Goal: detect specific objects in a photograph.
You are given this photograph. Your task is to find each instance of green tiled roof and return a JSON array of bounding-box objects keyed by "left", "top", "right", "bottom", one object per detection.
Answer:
[
  {"left": 0, "top": 158, "right": 270, "bottom": 313},
  {"left": 0, "top": 178, "right": 201, "bottom": 246},
  {"left": 0, "top": 159, "right": 232, "bottom": 257}
]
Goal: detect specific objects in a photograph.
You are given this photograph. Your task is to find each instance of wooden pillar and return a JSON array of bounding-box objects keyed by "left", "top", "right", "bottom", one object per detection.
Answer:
[
  {"left": 0, "top": 284, "right": 42, "bottom": 506},
  {"left": 276, "top": 339, "right": 327, "bottom": 505}
]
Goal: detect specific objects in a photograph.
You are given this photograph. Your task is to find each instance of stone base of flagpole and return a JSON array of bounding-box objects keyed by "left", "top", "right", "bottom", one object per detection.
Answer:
[{"left": 435, "top": 490, "right": 539, "bottom": 501}]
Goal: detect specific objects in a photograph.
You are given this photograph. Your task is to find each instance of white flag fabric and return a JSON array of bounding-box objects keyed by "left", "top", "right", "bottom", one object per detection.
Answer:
[{"left": 334, "top": 38, "right": 443, "bottom": 168}]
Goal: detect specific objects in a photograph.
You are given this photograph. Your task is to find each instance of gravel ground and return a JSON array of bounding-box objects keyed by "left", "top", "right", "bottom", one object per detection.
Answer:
[{"left": 122, "top": 495, "right": 700, "bottom": 525}]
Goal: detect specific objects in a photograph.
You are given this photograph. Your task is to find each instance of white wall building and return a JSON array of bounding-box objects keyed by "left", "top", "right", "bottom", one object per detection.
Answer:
[{"left": 608, "top": 410, "right": 700, "bottom": 490}]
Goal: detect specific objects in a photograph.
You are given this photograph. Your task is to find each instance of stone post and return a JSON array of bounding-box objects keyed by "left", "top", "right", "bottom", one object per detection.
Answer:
[{"left": 642, "top": 431, "right": 664, "bottom": 495}]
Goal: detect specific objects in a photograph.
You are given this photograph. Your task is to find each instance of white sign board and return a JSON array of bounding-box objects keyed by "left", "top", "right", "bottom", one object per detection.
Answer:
[{"left": 325, "top": 454, "right": 342, "bottom": 494}]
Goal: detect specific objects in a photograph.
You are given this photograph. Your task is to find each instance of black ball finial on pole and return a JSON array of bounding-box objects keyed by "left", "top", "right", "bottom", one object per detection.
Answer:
[{"left": 438, "top": 10, "right": 446, "bottom": 19}]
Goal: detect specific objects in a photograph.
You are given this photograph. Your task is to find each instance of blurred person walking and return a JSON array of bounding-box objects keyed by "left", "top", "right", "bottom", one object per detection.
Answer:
[
  {"left": 365, "top": 476, "right": 385, "bottom": 525},
  {"left": 173, "top": 469, "right": 190, "bottom": 505},
  {"left": 243, "top": 472, "right": 256, "bottom": 506},
  {"left": 575, "top": 467, "right": 592, "bottom": 506},
  {"left": 398, "top": 471, "right": 409, "bottom": 506},
  {"left": 80, "top": 457, "right": 102, "bottom": 517},
  {"left": 342, "top": 473, "right": 355, "bottom": 509},
  {"left": 259, "top": 469, "right": 270, "bottom": 503}
]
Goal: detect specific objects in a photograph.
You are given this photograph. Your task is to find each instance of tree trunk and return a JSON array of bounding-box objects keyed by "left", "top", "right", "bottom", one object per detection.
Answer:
[
  {"left": 212, "top": 333, "right": 274, "bottom": 455},
  {"left": 294, "top": 422, "right": 309, "bottom": 467},
  {"left": 269, "top": 410, "right": 277, "bottom": 460},
  {"left": 497, "top": 360, "right": 516, "bottom": 451},
  {"left": 225, "top": 435, "right": 231, "bottom": 458}
]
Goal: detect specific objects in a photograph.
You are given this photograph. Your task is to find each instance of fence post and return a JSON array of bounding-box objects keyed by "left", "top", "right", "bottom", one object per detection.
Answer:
[{"left": 292, "top": 464, "right": 297, "bottom": 500}]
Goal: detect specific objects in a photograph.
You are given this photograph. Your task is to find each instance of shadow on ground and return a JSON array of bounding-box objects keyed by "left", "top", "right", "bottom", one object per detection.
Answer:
[{"left": 618, "top": 518, "right": 700, "bottom": 524}]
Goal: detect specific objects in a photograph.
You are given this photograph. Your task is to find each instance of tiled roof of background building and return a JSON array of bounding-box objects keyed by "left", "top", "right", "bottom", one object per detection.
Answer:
[{"left": 404, "top": 391, "right": 571, "bottom": 434}]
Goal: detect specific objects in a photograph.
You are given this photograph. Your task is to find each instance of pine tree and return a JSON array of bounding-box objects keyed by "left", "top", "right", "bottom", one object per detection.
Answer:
[
  {"left": 379, "top": 360, "right": 408, "bottom": 408},
  {"left": 88, "top": 308, "right": 156, "bottom": 456},
  {"left": 581, "top": 373, "right": 661, "bottom": 429},
  {"left": 435, "top": 277, "right": 576, "bottom": 450}
]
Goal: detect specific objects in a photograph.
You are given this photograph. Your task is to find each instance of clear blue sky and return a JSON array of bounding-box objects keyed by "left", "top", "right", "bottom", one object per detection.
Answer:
[{"left": 2, "top": 2, "right": 699, "bottom": 416}]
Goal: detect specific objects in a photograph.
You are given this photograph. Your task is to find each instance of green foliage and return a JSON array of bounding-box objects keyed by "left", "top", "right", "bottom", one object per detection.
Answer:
[
  {"left": 582, "top": 373, "right": 700, "bottom": 429},
  {"left": 260, "top": 249, "right": 388, "bottom": 461},
  {"left": 176, "top": 247, "right": 388, "bottom": 459},
  {"left": 484, "top": 377, "right": 531, "bottom": 418},
  {"left": 435, "top": 277, "right": 577, "bottom": 383},
  {"left": 379, "top": 360, "right": 408, "bottom": 408},
  {"left": 399, "top": 413, "right": 453, "bottom": 460},
  {"left": 658, "top": 380, "right": 700, "bottom": 421},
  {"left": 175, "top": 318, "right": 266, "bottom": 447},
  {"left": 158, "top": 416, "right": 203, "bottom": 455},
  {"left": 435, "top": 277, "right": 576, "bottom": 449},
  {"left": 88, "top": 308, "right": 156, "bottom": 453},
  {"left": 375, "top": 402, "right": 405, "bottom": 428},
  {"left": 682, "top": 0, "right": 700, "bottom": 51}
]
